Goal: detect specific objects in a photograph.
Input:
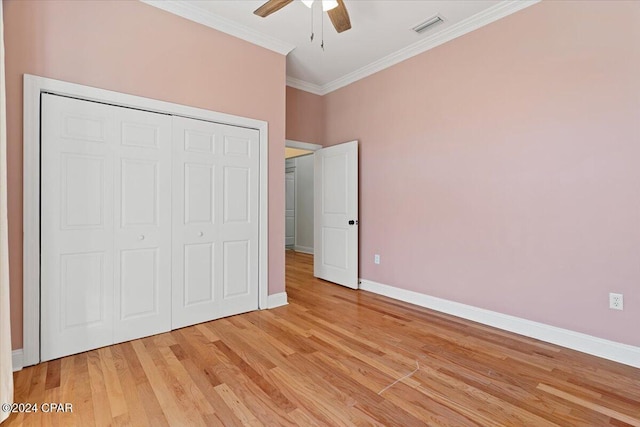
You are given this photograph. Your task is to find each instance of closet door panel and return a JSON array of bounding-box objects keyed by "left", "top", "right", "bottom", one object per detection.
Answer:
[
  {"left": 113, "top": 108, "right": 172, "bottom": 344},
  {"left": 41, "top": 94, "right": 115, "bottom": 361},
  {"left": 185, "top": 162, "right": 214, "bottom": 224},
  {"left": 41, "top": 94, "right": 172, "bottom": 360},
  {"left": 172, "top": 117, "right": 219, "bottom": 329},
  {"left": 172, "top": 117, "right": 259, "bottom": 328},
  {"left": 183, "top": 242, "right": 215, "bottom": 306},
  {"left": 217, "top": 126, "right": 260, "bottom": 318}
]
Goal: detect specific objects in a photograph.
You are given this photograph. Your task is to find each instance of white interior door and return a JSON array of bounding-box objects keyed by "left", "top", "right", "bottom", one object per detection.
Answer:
[
  {"left": 285, "top": 168, "right": 295, "bottom": 247},
  {"left": 172, "top": 116, "right": 259, "bottom": 329},
  {"left": 41, "top": 95, "right": 115, "bottom": 361},
  {"left": 41, "top": 94, "right": 172, "bottom": 361},
  {"left": 113, "top": 108, "right": 172, "bottom": 344},
  {"left": 314, "top": 141, "right": 358, "bottom": 289}
]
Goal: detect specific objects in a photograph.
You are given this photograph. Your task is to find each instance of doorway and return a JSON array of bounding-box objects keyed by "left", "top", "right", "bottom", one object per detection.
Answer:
[{"left": 283, "top": 139, "right": 359, "bottom": 290}]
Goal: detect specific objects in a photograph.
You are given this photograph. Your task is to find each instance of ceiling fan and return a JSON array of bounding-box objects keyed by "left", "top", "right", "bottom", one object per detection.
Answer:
[{"left": 254, "top": 0, "right": 352, "bottom": 33}]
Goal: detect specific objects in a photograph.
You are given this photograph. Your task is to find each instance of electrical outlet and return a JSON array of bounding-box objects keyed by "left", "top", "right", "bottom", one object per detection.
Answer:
[
  {"left": 609, "top": 293, "right": 624, "bottom": 310},
  {"left": 374, "top": 254, "right": 380, "bottom": 265}
]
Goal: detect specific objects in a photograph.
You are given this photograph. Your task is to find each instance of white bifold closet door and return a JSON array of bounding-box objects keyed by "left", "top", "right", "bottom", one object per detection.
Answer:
[
  {"left": 171, "top": 117, "right": 259, "bottom": 329},
  {"left": 41, "top": 94, "right": 172, "bottom": 361},
  {"left": 41, "top": 95, "right": 260, "bottom": 362}
]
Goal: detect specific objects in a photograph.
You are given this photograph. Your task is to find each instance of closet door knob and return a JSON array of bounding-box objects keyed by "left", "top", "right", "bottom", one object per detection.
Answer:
[
  {"left": 198, "top": 231, "right": 204, "bottom": 237},
  {"left": 138, "top": 235, "right": 145, "bottom": 241}
]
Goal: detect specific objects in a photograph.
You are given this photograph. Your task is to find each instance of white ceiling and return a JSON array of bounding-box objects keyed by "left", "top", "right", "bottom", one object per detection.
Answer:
[{"left": 144, "top": 0, "right": 538, "bottom": 94}]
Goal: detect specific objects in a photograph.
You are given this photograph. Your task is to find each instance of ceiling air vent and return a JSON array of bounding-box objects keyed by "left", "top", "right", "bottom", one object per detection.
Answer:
[{"left": 412, "top": 15, "right": 444, "bottom": 34}]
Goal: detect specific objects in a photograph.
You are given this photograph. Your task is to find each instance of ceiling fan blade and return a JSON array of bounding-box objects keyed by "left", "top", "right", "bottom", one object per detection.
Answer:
[
  {"left": 327, "top": 0, "right": 351, "bottom": 33},
  {"left": 253, "top": 0, "right": 294, "bottom": 18}
]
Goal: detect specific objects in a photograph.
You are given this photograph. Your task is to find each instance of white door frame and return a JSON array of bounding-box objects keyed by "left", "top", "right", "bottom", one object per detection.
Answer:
[
  {"left": 285, "top": 139, "right": 322, "bottom": 152},
  {"left": 23, "top": 74, "right": 269, "bottom": 367}
]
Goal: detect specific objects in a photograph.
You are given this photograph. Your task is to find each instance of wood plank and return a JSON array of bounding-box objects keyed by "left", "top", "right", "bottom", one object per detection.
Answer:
[
  {"left": 44, "top": 358, "right": 61, "bottom": 390},
  {"left": 538, "top": 383, "right": 640, "bottom": 426},
  {"left": 86, "top": 350, "right": 114, "bottom": 427},
  {"left": 214, "top": 383, "right": 263, "bottom": 427},
  {"left": 130, "top": 339, "right": 199, "bottom": 426},
  {"left": 97, "top": 347, "right": 127, "bottom": 418},
  {"left": 109, "top": 344, "right": 152, "bottom": 427},
  {"left": 212, "top": 340, "right": 296, "bottom": 413},
  {"left": 71, "top": 353, "right": 98, "bottom": 427}
]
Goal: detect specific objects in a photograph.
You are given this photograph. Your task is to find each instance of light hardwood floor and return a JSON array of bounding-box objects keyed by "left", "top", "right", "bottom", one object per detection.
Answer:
[{"left": 6, "top": 251, "right": 640, "bottom": 426}]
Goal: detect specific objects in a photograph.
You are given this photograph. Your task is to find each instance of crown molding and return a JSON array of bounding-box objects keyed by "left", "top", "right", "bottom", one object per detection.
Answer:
[
  {"left": 142, "top": 0, "right": 539, "bottom": 94},
  {"left": 140, "top": 0, "right": 296, "bottom": 55},
  {"left": 286, "top": 77, "right": 324, "bottom": 96},
  {"left": 291, "top": 0, "right": 540, "bottom": 95}
]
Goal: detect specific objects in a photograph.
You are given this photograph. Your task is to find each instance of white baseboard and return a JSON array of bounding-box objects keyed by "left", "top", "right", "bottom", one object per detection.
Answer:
[
  {"left": 359, "top": 279, "right": 640, "bottom": 369},
  {"left": 293, "top": 245, "right": 314, "bottom": 255},
  {"left": 12, "top": 349, "right": 23, "bottom": 372},
  {"left": 267, "top": 292, "right": 288, "bottom": 309}
]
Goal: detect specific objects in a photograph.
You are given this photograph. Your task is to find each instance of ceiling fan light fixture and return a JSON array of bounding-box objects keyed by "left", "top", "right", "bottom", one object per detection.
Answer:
[
  {"left": 256, "top": 0, "right": 351, "bottom": 33},
  {"left": 322, "top": 0, "right": 339, "bottom": 11}
]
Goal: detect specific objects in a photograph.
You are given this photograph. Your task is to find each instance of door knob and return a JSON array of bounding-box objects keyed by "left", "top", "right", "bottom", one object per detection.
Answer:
[
  {"left": 138, "top": 235, "right": 145, "bottom": 240},
  {"left": 348, "top": 220, "right": 358, "bottom": 225},
  {"left": 198, "top": 231, "right": 204, "bottom": 237}
]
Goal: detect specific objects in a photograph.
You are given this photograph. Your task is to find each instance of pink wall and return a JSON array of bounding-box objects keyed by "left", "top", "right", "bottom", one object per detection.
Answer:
[
  {"left": 322, "top": 1, "right": 640, "bottom": 346},
  {"left": 3, "top": 0, "right": 286, "bottom": 349},
  {"left": 286, "top": 86, "right": 324, "bottom": 144}
]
